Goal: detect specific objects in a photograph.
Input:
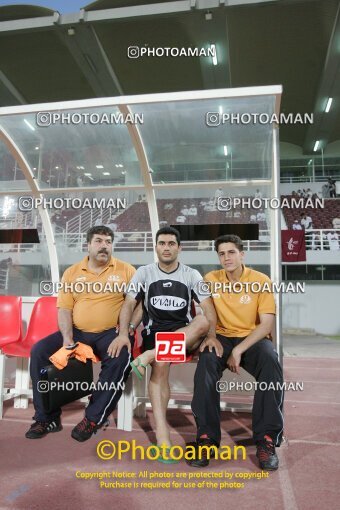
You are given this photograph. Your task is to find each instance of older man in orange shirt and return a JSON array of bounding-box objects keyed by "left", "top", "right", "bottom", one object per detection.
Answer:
[{"left": 25, "top": 226, "right": 139, "bottom": 442}]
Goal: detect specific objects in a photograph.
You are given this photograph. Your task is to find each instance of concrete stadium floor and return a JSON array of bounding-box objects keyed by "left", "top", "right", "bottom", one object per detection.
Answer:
[
  {"left": 0, "top": 334, "right": 339, "bottom": 510},
  {"left": 283, "top": 333, "right": 340, "bottom": 358}
]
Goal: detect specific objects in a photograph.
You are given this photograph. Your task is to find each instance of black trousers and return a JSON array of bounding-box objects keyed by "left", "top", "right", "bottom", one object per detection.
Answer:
[
  {"left": 30, "top": 327, "right": 133, "bottom": 425},
  {"left": 191, "top": 335, "right": 284, "bottom": 446}
]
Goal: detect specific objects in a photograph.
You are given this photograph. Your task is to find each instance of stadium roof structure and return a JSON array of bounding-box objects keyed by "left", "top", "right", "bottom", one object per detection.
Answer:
[{"left": 0, "top": 0, "right": 339, "bottom": 157}]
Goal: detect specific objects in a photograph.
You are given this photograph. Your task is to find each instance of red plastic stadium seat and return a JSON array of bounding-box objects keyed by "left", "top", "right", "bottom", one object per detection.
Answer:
[
  {"left": 3, "top": 296, "right": 58, "bottom": 358},
  {"left": 132, "top": 341, "right": 142, "bottom": 359},
  {"left": 0, "top": 296, "right": 22, "bottom": 349}
]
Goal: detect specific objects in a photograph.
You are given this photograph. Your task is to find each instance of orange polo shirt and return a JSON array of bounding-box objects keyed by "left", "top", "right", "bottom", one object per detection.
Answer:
[
  {"left": 57, "top": 256, "right": 136, "bottom": 333},
  {"left": 204, "top": 266, "right": 276, "bottom": 338}
]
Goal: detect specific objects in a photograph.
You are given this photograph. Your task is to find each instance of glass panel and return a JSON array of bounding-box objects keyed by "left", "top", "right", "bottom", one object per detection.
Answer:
[
  {"left": 0, "top": 195, "right": 51, "bottom": 296},
  {"left": 0, "top": 106, "right": 142, "bottom": 188},
  {"left": 132, "top": 95, "right": 275, "bottom": 183},
  {"left": 154, "top": 183, "right": 271, "bottom": 269},
  {"left": 0, "top": 193, "right": 39, "bottom": 230},
  {"left": 0, "top": 138, "right": 29, "bottom": 191},
  {"left": 43, "top": 190, "right": 152, "bottom": 272}
]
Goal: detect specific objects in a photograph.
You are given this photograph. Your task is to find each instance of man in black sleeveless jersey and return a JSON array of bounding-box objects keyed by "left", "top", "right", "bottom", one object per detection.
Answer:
[{"left": 108, "top": 227, "right": 218, "bottom": 451}]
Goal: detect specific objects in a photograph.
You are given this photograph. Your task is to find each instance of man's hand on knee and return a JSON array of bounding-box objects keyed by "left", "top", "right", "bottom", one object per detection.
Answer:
[
  {"left": 226, "top": 347, "right": 241, "bottom": 374},
  {"left": 199, "top": 336, "right": 223, "bottom": 357},
  {"left": 107, "top": 334, "right": 131, "bottom": 358}
]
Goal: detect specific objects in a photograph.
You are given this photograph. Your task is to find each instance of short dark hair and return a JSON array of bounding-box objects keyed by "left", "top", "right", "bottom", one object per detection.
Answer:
[
  {"left": 87, "top": 226, "right": 114, "bottom": 243},
  {"left": 214, "top": 234, "right": 243, "bottom": 252},
  {"left": 156, "top": 226, "right": 181, "bottom": 245}
]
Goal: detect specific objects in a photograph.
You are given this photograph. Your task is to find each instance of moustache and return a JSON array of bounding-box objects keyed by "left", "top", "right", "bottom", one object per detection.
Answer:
[{"left": 98, "top": 250, "right": 108, "bottom": 254}]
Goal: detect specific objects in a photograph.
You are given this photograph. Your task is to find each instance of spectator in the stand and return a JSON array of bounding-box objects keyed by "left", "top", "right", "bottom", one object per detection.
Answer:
[
  {"left": 76, "top": 176, "right": 83, "bottom": 187},
  {"left": 328, "top": 177, "right": 336, "bottom": 198},
  {"left": 213, "top": 187, "right": 223, "bottom": 207},
  {"left": 204, "top": 201, "right": 215, "bottom": 212},
  {"left": 300, "top": 213, "right": 313, "bottom": 250},
  {"left": 250, "top": 213, "right": 257, "bottom": 222},
  {"left": 181, "top": 205, "right": 189, "bottom": 216},
  {"left": 176, "top": 215, "right": 186, "bottom": 223},
  {"left": 300, "top": 213, "right": 313, "bottom": 230},
  {"left": 322, "top": 183, "right": 331, "bottom": 198},
  {"left": 164, "top": 203, "right": 173, "bottom": 210},
  {"left": 311, "top": 232, "right": 321, "bottom": 251},
  {"left": 306, "top": 188, "right": 313, "bottom": 198},
  {"left": 234, "top": 210, "right": 241, "bottom": 218},
  {"left": 214, "top": 187, "right": 223, "bottom": 199},
  {"left": 291, "top": 190, "right": 298, "bottom": 198},
  {"left": 297, "top": 189, "right": 302, "bottom": 197},
  {"left": 188, "top": 204, "right": 198, "bottom": 216},
  {"left": 255, "top": 189, "right": 262, "bottom": 199},
  {"left": 332, "top": 217, "right": 340, "bottom": 229},
  {"left": 113, "top": 228, "right": 124, "bottom": 244},
  {"left": 51, "top": 212, "right": 62, "bottom": 226},
  {"left": 327, "top": 231, "right": 339, "bottom": 250},
  {"left": 137, "top": 195, "right": 143, "bottom": 202},
  {"left": 292, "top": 220, "right": 302, "bottom": 230},
  {"left": 256, "top": 210, "right": 266, "bottom": 222},
  {"left": 107, "top": 221, "right": 117, "bottom": 233},
  {"left": 94, "top": 214, "right": 103, "bottom": 226}
]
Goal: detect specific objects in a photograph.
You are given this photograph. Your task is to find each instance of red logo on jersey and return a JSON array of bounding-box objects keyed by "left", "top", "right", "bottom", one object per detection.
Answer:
[{"left": 155, "top": 332, "right": 186, "bottom": 362}]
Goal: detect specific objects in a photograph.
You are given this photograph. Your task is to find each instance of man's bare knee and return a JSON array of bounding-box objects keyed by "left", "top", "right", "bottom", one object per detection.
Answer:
[{"left": 150, "top": 362, "right": 171, "bottom": 382}]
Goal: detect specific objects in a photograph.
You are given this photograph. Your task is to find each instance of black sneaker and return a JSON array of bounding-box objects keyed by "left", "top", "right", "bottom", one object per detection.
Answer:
[
  {"left": 71, "top": 416, "right": 109, "bottom": 442},
  {"left": 185, "top": 438, "right": 219, "bottom": 468},
  {"left": 256, "top": 435, "right": 279, "bottom": 470},
  {"left": 25, "top": 419, "right": 62, "bottom": 439}
]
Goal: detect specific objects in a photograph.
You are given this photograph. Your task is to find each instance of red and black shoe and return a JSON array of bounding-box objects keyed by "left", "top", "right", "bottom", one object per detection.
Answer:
[
  {"left": 71, "top": 417, "right": 99, "bottom": 442},
  {"left": 256, "top": 435, "right": 279, "bottom": 471},
  {"left": 25, "top": 419, "right": 62, "bottom": 439},
  {"left": 71, "top": 416, "right": 109, "bottom": 442}
]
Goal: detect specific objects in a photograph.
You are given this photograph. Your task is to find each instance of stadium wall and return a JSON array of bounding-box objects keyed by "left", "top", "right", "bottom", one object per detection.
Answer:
[{"left": 282, "top": 283, "right": 340, "bottom": 335}]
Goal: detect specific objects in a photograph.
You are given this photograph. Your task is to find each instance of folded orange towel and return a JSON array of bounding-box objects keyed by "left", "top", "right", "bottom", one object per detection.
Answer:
[{"left": 49, "top": 342, "right": 100, "bottom": 370}]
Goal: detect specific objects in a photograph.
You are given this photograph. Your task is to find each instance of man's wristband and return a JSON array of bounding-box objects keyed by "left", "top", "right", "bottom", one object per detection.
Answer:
[{"left": 129, "top": 323, "right": 135, "bottom": 332}]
